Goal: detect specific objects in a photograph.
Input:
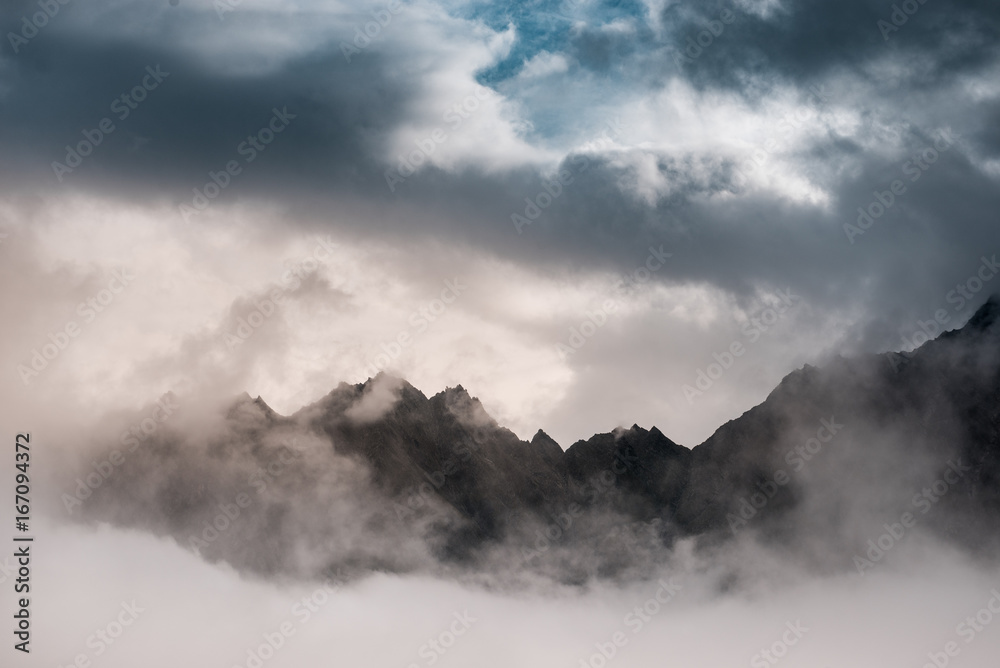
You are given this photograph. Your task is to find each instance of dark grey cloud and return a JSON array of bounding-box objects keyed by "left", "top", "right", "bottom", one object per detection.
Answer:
[
  {"left": 664, "top": 0, "right": 1000, "bottom": 90},
  {"left": 1, "top": 0, "right": 999, "bottom": 360}
]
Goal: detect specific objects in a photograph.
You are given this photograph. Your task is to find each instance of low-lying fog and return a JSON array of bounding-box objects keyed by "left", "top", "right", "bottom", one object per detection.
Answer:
[{"left": 22, "top": 521, "right": 1000, "bottom": 668}]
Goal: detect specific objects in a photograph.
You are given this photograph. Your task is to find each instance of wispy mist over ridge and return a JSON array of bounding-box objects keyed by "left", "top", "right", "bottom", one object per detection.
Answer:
[{"left": 57, "top": 295, "right": 1000, "bottom": 589}]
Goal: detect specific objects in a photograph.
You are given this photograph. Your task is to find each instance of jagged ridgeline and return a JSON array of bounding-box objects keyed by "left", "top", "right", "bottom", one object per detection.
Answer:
[{"left": 73, "top": 297, "right": 1000, "bottom": 584}]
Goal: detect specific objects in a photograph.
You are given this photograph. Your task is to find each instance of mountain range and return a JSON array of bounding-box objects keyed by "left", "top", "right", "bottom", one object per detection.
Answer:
[{"left": 74, "top": 295, "right": 1000, "bottom": 584}]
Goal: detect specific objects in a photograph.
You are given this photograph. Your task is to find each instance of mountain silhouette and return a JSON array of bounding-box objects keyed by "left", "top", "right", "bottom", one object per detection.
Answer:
[{"left": 73, "top": 295, "right": 1000, "bottom": 583}]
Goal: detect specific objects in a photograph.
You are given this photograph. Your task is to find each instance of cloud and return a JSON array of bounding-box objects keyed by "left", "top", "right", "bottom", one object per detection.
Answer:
[
  {"left": 518, "top": 50, "right": 570, "bottom": 79},
  {"left": 25, "top": 517, "right": 1000, "bottom": 667},
  {"left": 0, "top": 0, "right": 997, "bottom": 350},
  {"left": 345, "top": 373, "right": 405, "bottom": 424}
]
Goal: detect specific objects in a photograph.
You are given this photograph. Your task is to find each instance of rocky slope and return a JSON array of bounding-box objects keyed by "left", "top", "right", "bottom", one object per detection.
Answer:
[{"left": 74, "top": 295, "right": 1000, "bottom": 582}]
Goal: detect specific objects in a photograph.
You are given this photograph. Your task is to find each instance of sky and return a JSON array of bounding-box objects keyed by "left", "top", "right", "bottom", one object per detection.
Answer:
[{"left": 2, "top": 0, "right": 1000, "bottom": 449}]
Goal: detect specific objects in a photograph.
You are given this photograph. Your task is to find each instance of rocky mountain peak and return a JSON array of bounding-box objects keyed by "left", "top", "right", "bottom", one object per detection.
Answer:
[{"left": 963, "top": 293, "right": 1000, "bottom": 333}]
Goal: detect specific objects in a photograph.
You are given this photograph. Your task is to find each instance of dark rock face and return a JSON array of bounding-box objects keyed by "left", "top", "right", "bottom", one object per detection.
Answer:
[
  {"left": 302, "top": 380, "right": 572, "bottom": 544},
  {"left": 76, "top": 296, "right": 1000, "bottom": 581},
  {"left": 564, "top": 425, "right": 690, "bottom": 521}
]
